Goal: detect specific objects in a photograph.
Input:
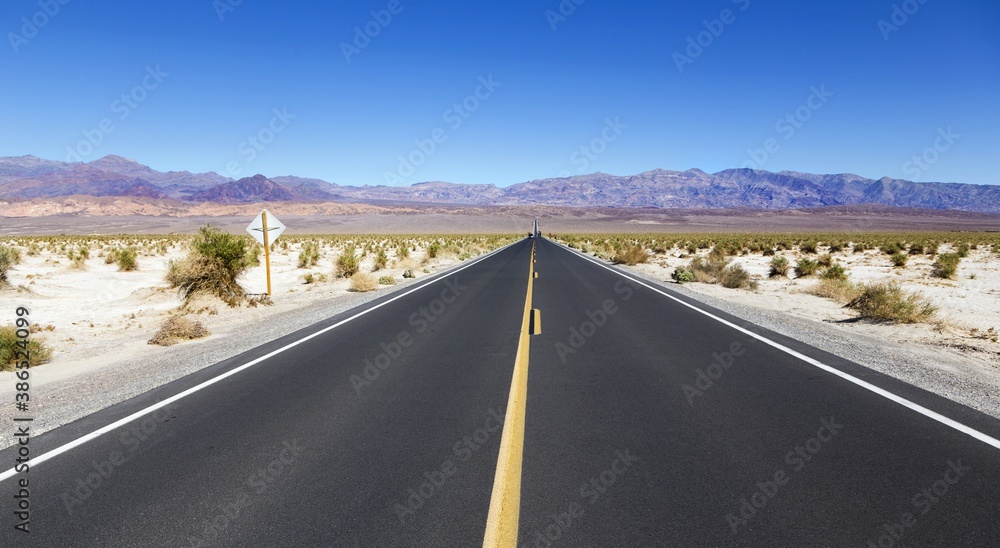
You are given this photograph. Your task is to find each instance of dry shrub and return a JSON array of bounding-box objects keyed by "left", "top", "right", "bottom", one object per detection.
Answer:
[
  {"left": 847, "top": 282, "right": 937, "bottom": 323},
  {"left": 613, "top": 244, "right": 648, "bottom": 265},
  {"left": 0, "top": 325, "right": 52, "bottom": 371},
  {"left": 688, "top": 248, "right": 731, "bottom": 282},
  {"left": 147, "top": 316, "right": 209, "bottom": 346},
  {"left": 931, "top": 253, "right": 960, "bottom": 279},
  {"left": 117, "top": 247, "right": 138, "bottom": 271},
  {"left": 378, "top": 275, "right": 396, "bottom": 285},
  {"left": 769, "top": 256, "right": 789, "bottom": 278},
  {"left": 166, "top": 226, "right": 255, "bottom": 306},
  {"left": 298, "top": 241, "right": 321, "bottom": 268},
  {"left": 374, "top": 249, "right": 388, "bottom": 271},
  {"left": 0, "top": 246, "right": 21, "bottom": 285},
  {"left": 821, "top": 263, "right": 848, "bottom": 281},
  {"left": 806, "top": 278, "right": 861, "bottom": 304},
  {"left": 719, "top": 264, "right": 755, "bottom": 289},
  {"left": 336, "top": 245, "right": 360, "bottom": 278},
  {"left": 350, "top": 272, "right": 378, "bottom": 292},
  {"left": 794, "top": 258, "right": 819, "bottom": 278}
]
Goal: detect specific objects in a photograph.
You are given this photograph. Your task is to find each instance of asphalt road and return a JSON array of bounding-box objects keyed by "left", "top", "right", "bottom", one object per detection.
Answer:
[{"left": 2, "top": 237, "right": 999, "bottom": 546}]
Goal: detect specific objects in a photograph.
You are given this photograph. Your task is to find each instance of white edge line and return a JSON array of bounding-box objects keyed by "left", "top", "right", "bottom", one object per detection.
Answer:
[
  {"left": 551, "top": 240, "right": 1000, "bottom": 451},
  {"left": 0, "top": 239, "right": 525, "bottom": 483}
]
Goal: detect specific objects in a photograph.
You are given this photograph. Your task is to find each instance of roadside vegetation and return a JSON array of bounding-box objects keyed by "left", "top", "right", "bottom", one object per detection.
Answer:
[
  {"left": 555, "top": 232, "right": 997, "bottom": 326},
  {"left": 166, "top": 226, "right": 260, "bottom": 307},
  {"left": 147, "top": 316, "right": 210, "bottom": 346},
  {"left": 0, "top": 245, "right": 22, "bottom": 286},
  {"left": 846, "top": 282, "right": 938, "bottom": 324},
  {"left": 0, "top": 324, "right": 53, "bottom": 370}
]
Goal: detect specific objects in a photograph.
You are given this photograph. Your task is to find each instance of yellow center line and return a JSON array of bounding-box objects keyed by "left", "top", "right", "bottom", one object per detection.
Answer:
[{"left": 482, "top": 240, "right": 536, "bottom": 547}]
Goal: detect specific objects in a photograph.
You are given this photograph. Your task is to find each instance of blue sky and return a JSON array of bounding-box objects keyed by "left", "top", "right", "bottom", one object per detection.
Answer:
[{"left": 1, "top": 0, "right": 997, "bottom": 186}]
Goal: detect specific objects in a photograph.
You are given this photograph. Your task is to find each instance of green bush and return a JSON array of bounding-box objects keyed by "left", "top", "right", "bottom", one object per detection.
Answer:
[
  {"left": 890, "top": 253, "right": 908, "bottom": 268},
  {"left": 769, "top": 256, "right": 790, "bottom": 278},
  {"left": 336, "top": 245, "right": 359, "bottom": 278},
  {"left": 0, "top": 325, "right": 52, "bottom": 371},
  {"left": 397, "top": 244, "right": 410, "bottom": 260},
  {"left": 821, "top": 263, "right": 848, "bottom": 281},
  {"left": 378, "top": 275, "right": 396, "bottom": 285},
  {"left": 166, "top": 225, "right": 255, "bottom": 306},
  {"left": 847, "top": 282, "right": 937, "bottom": 323},
  {"left": 116, "top": 247, "right": 138, "bottom": 272},
  {"left": 671, "top": 267, "right": 695, "bottom": 284},
  {"left": 794, "top": 258, "right": 819, "bottom": 277},
  {"left": 931, "top": 253, "right": 960, "bottom": 279},
  {"left": 374, "top": 249, "right": 388, "bottom": 271},
  {"left": 0, "top": 245, "right": 22, "bottom": 285},
  {"left": 297, "top": 241, "right": 320, "bottom": 268},
  {"left": 428, "top": 243, "right": 440, "bottom": 259},
  {"left": 880, "top": 242, "right": 905, "bottom": 255},
  {"left": 817, "top": 254, "right": 834, "bottom": 267},
  {"left": 800, "top": 241, "right": 819, "bottom": 254}
]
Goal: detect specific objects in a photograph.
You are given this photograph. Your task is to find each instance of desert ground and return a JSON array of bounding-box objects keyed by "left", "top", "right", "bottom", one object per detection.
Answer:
[
  {"left": 624, "top": 243, "right": 1000, "bottom": 356},
  {"left": 3, "top": 199, "right": 1000, "bottom": 235}
]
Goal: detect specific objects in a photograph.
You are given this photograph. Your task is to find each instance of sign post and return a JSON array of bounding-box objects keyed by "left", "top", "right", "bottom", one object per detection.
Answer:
[{"left": 246, "top": 209, "right": 285, "bottom": 296}]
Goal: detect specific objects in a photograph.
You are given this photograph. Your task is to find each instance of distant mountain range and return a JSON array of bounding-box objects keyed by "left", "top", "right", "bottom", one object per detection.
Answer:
[{"left": 1, "top": 155, "right": 999, "bottom": 213}]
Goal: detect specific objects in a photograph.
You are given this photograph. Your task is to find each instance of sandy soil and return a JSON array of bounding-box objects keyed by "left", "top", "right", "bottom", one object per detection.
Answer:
[{"left": 624, "top": 245, "right": 1000, "bottom": 368}]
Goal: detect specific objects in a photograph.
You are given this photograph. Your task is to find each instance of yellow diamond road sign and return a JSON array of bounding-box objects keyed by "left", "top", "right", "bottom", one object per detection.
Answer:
[{"left": 246, "top": 209, "right": 285, "bottom": 246}]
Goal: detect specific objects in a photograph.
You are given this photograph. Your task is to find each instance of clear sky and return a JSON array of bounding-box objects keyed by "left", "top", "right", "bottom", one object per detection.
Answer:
[{"left": 1, "top": 0, "right": 997, "bottom": 186}]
